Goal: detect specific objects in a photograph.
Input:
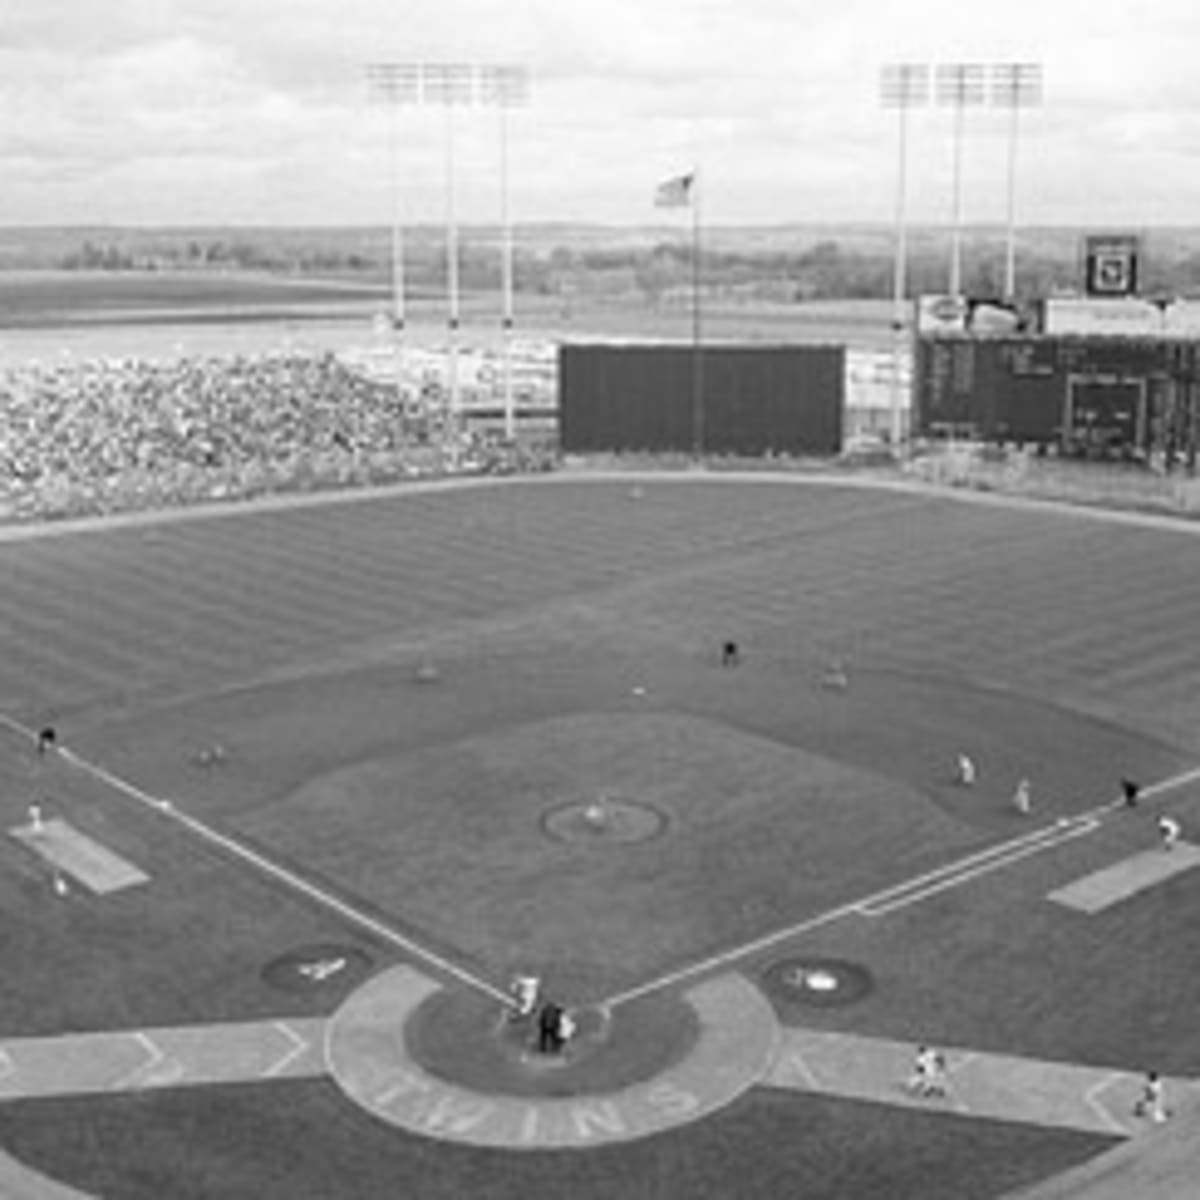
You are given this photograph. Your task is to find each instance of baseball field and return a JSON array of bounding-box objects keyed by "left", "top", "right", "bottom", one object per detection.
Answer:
[{"left": 1, "top": 472, "right": 1199, "bottom": 1199}]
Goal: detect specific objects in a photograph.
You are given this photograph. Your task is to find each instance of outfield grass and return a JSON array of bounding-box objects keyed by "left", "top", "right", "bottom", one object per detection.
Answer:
[{"left": 1, "top": 476, "right": 1199, "bottom": 1198}]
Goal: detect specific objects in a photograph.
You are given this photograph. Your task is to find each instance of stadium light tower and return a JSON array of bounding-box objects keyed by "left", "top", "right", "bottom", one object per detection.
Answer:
[
  {"left": 479, "top": 64, "right": 530, "bottom": 442},
  {"left": 881, "top": 62, "right": 930, "bottom": 447},
  {"left": 991, "top": 62, "right": 1043, "bottom": 301},
  {"left": 365, "top": 63, "right": 420, "bottom": 416},
  {"left": 422, "top": 62, "right": 476, "bottom": 430},
  {"left": 936, "top": 63, "right": 986, "bottom": 298}
]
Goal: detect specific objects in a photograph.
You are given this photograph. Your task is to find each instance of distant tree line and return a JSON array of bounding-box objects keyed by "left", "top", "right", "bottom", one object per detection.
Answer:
[{"left": 46, "top": 230, "right": 1200, "bottom": 304}]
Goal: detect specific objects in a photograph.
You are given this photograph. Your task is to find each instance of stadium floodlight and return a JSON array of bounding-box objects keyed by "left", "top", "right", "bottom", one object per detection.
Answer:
[
  {"left": 881, "top": 62, "right": 930, "bottom": 447},
  {"left": 991, "top": 63, "right": 1043, "bottom": 301},
  {"left": 936, "top": 63, "right": 986, "bottom": 298},
  {"left": 365, "top": 63, "right": 420, "bottom": 417},
  {"left": 478, "top": 64, "right": 531, "bottom": 442},
  {"left": 421, "top": 63, "right": 476, "bottom": 430}
]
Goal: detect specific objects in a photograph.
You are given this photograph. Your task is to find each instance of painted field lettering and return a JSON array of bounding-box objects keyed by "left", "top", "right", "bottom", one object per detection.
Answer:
[
  {"left": 375, "top": 1068, "right": 434, "bottom": 1112},
  {"left": 645, "top": 1079, "right": 701, "bottom": 1118},
  {"left": 422, "top": 1092, "right": 496, "bottom": 1135},
  {"left": 571, "top": 1100, "right": 626, "bottom": 1139}
]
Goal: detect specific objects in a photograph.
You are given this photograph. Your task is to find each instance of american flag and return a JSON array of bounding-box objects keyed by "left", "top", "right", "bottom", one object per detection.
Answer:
[{"left": 654, "top": 172, "right": 694, "bottom": 208}]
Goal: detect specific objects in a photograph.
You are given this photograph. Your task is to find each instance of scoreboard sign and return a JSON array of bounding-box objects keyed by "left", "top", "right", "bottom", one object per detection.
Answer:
[{"left": 1084, "top": 234, "right": 1140, "bottom": 296}]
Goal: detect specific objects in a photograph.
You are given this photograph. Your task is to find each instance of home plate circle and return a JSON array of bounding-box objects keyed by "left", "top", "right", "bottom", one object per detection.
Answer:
[
  {"left": 762, "top": 958, "right": 874, "bottom": 1009},
  {"left": 325, "top": 965, "right": 781, "bottom": 1149}
]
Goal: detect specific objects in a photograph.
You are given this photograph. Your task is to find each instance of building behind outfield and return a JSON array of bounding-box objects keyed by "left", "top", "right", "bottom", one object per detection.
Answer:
[{"left": 558, "top": 343, "right": 844, "bottom": 457}]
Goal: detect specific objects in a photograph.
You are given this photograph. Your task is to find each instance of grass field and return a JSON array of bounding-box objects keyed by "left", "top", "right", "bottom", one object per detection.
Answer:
[{"left": 1, "top": 475, "right": 1199, "bottom": 1199}]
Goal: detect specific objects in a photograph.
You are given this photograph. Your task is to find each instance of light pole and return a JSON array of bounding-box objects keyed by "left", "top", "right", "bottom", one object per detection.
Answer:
[
  {"left": 991, "top": 62, "right": 1043, "bottom": 302},
  {"left": 421, "top": 62, "right": 475, "bottom": 438},
  {"left": 936, "top": 63, "right": 986, "bottom": 298},
  {"left": 881, "top": 62, "right": 930, "bottom": 448},
  {"left": 479, "top": 64, "right": 530, "bottom": 443},
  {"left": 365, "top": 63, "right": 419, "bottom": 420}
]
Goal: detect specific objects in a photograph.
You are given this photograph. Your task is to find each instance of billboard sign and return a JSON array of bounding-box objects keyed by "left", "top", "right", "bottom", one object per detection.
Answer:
[
  {"left": 1163, "top": 300, "right": 1200, "bottom": 337},
  {"left": 916, "top": 294, "right": 969, "bottom": 335},
  {"left": 1084, "top": 233, "right": 1140, "bottom": 296},
  {"left": 1043, "top": 296, "right": 1164, "bottom": 337}
]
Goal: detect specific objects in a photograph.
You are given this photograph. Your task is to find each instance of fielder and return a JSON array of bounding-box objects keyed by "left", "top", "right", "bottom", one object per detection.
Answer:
[
  {"left": 1158, "top": 815, "right": 1181, "bottom": 852},
  {"left": 956, "top": 754, "right": 977, "bottom": 787},
  {"left": 1012, "top": 778, "right": 1032, "bottom": 816},
  {"left": 822, "top": 659, "right": 848, "bottom": 691}
]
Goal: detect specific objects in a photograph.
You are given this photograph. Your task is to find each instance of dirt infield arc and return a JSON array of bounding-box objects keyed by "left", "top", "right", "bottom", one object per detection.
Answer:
[{"left": 2, "top": 962, "right": 1197, "bottom": 1151}]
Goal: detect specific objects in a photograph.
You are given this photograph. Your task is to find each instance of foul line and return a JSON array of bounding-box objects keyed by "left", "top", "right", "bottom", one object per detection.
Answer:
[
  {"left": 858, "top": 819, "right": 1099, "bottom": 917},
  {"left": 0, "top": 712, "right": 514, "bottom": 1008},
  {"left": 602, "top": 764, "right": 1200, "bottom": 1010}
]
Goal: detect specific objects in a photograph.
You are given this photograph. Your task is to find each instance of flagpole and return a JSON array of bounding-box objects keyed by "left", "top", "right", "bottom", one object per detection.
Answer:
[{"left": 691, "top": 166, "right": 703, "bottom": 462}]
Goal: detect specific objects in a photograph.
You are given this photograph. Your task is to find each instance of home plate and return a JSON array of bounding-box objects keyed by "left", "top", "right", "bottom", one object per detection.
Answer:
[{"left": 10, "top": 818, "right": 150, "bottom": 894}]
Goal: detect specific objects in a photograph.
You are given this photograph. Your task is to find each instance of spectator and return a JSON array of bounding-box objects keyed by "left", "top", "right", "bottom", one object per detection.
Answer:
[{"left": 0, "top": 351, "right": 556, "bottom": 521}]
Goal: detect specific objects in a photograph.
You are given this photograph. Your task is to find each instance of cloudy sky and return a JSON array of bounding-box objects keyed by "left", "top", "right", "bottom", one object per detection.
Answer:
[{"left": 0, "top": 0, "right": 1196, "bottom": 228}]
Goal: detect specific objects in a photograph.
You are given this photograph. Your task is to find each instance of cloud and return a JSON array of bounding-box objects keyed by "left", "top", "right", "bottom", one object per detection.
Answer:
[{"left": 2, "top": 0, "right": 1200, "bottom": 224}]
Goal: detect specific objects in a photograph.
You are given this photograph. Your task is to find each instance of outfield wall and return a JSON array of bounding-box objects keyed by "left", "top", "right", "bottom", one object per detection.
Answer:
[{"left": 559, "top": 344, "right": 844, "bottom": 456}]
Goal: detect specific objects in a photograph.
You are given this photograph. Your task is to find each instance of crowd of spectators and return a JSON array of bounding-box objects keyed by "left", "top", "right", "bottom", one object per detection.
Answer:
[{"left": 0, "top": 351, "right": 555, "bottom": 522}]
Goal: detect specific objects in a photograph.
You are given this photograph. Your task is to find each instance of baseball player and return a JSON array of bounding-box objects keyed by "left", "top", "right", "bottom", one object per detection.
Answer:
[
  {"left": 1012, "top": 778, "right": 1032, "bottom": 816},
  {"left": 1133, "top": 1071, "right": 1169, "bottom": 1123},
  {"left": 956, "top": 754, "right": 977, "bottom": 787},
  {"left": 1158, "top": 815, "right": 1181, "bottom": 852}
]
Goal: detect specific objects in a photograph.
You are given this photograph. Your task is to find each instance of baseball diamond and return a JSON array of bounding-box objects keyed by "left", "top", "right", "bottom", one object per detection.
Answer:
[{"left": 1, "top": 473, "right": 1200, "bottom": 1200}]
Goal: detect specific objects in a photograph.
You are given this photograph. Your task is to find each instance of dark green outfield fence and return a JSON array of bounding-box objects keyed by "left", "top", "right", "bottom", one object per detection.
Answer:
[{"left": 558, "top": 344, "right": 844, "bottom": 457}]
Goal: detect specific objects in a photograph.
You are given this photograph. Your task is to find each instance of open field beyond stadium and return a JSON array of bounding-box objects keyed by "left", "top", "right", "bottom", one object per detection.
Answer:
[{"left": 1, "top": 474, "right": 1200, "bottom": 1199}]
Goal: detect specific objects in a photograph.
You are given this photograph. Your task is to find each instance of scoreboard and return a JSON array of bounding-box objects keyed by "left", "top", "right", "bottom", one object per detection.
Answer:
[{"left": 914, "top": 335, "right": 1199, "bottom": 451}]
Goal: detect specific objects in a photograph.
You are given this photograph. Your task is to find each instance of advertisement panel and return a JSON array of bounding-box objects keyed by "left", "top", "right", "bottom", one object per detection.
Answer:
[
  {"left": 916, "top": 294, "right": 969, "bottom": 335},
  {"left": 1044, "top": 296, "right": 1164, "bottom": 337},
  {"left": 1163, "top": 300, "right": 1200, "bottom": 337}
]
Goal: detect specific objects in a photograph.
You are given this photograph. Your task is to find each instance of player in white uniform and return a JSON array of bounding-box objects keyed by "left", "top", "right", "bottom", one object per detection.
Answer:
[
  {"left": 906, "top": 1045, "right": 947, "bottom": 1098},
  {"left": 822, "top": 659, "right": 848, "bottom": 691},
  {"left": 509, "top": 975, "right": 541, "bottom": 1019},
  {"left": 1012, "top": 778, "right": 1032, "bottom": 816},
  {"left": 1158, "top": 815, "right": 1181, "bottom": 851},
  {"left": 1133, "top": 1071, "right": 1169, "bottom": 1123},
  {"left": 956, "top": 754, "right": 977, "bottom": 787}
]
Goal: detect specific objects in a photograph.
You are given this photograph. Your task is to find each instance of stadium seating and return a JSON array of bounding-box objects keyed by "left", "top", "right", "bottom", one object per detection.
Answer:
[{"left": 0, "top": 352, "right": 554, "bottom": 521}]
